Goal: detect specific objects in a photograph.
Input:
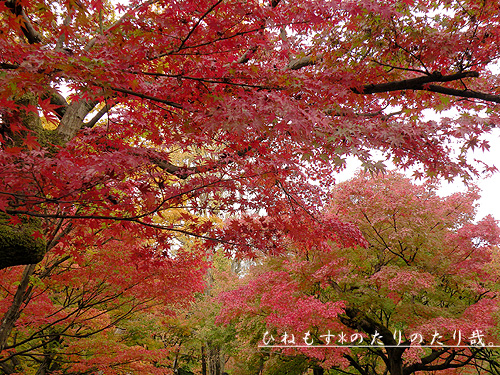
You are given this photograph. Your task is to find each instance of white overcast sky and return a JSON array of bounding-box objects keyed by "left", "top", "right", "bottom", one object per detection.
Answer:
[
  {"left": 335, "top": 127, "right": 500, "bottom": 222},
  {"left": 441, "top": 127, "right": 500, "bottom": 222}
]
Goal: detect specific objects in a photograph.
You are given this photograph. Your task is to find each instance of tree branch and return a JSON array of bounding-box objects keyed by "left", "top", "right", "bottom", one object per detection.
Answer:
[
  {"left": 351, "top": 71, "right": 479, "bottom": 94},
  {"left": 57, "top": 100, "right": 97, "bottom": 142},
  {"left": 152, "top": 141, "right": 256, "bottom": 179},
  {"left": 343, "top": 354, "right": 369, "bottom": 375},
  {"left": 83, "top": 103, "right": 113, "bottom": 128},
  {"left": 84, "top": 0, "right": 161, "bottom": 51},
  {"left": 152, "top": 157, "right": 202, "bottom": 179},
  {"left": 41, "top": 91, "right": 69, "bottom": 119},
  {"left": 350, "top": 70, "right": 500, "bottom": 105},
  {"left": 339, "top": 308, "right": 396, "bottom": 346},
  {"left": 403, "top": 348, "right": 448, "bottom": 374},
  {"left": 325, "top": 108, "right": 403, "bottom": 120},
  {"left": 55, "top": 13, "right": 73, "bottom": 52},
  {"left": 287, "top": 55, "right": 322, "bottom": 70},
  {"left": 425, "top": 85, "right": 500, "bottom": 104},
  {"left": 132, "top": 71, "right": 275, "bottom": 89},
  {"left": 109, "top": 86, "right": 183, "bottom": 109},
  {"left": 18, "top": 10, "right": 42, "bottom": 44},
  {"left": 235, "top": 0, "right": 281, "bottom": 64},
  {"left": 175, "top": 0, "right": 225, "bottom": 52},
  {"left": 0, "top": 62, "right": 19, "bottom": 70},
  {"left": 4, "top": 0, "right": 42, "bottom": 44},
  {"left": 4, "top": 209, "right": 245, "bottom": 248},
  {"left": 237, "top": 46, "right": 258, "bottom": 64},
  {"left": 404, "top": 350, "right": 479, "bottom": 374},
  {"left": 0, "top": 361, "right": 15, "bottom": 374},
  {"left": 0, "top": 264, "right": 37, "bottom": 352}
]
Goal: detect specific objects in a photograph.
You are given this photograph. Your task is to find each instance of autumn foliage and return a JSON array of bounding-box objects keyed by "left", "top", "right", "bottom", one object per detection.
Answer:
[
  {"left": 219, "top": 173, "right": 500, "bottom": 375},
  {"left": 1, "top": 0, "right": 500, "bottom": 373},
  {"left": 2, "top": 0, "right": 500, "bottom": 267},
  {"left": 0, "top": 228, "right": 206, "bottom": 373}
]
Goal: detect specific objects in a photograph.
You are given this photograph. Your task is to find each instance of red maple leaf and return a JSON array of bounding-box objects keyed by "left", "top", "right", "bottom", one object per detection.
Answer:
[
  {"left": 23, "top": 134, "right": 40, "bottom": 150},
  {"left": 32, "top": 230, "right": 45, "bottom": 240}
]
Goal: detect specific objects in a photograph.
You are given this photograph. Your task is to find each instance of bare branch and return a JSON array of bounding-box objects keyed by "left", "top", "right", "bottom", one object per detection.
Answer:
[
  {"left": 175, "top": 0, "right": 225, "bottom": 52},
  {"left": 0, "top": 63, "right": 19, "bottom": 70},
  {"left": 109, "top": 86, "right": 184, "bottom": 109},
  {"left": 4, "top": 209, "right": 245, "bottom": 248},
  {"left": 325, "top": 108, "right": 403, "bottom": 119},
  {"left": 152, "top": 158, "right": 202, "bottom": 179},
  {"left": 83, "top": 103, "right": 113, "bottom": 128},
  {"left": 132, "top": 70, "right": 275, "bottom": 89},
  {"left": 287, "top": 55, "right": 322, "bottom": 70},
  {"left": 352, "top": 70, "right": 500, "bottom": 105},
  {"left": 425, "top": 85, "right": 500, "bottom": 104},
  {"left": 351, "top": 71, "right": 479, "bottom": 94}
]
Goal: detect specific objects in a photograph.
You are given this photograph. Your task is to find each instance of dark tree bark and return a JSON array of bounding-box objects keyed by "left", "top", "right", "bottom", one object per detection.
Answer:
[
  {"left": 201, "top": 344, "right": 207, "bottom": 375},
  {"left": 0, "top": 264, "right": 36, "bottom": 352},
  {"left": 207, "top": 342, "right": 223, "bottom": 375}
]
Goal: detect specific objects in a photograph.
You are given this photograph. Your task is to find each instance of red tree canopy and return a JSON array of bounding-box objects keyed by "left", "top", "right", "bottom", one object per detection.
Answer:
[
  {"left": 1, "top": 0, "right": 500, "bottom": 269},
  {"left": 2, "top": 0, "right": 500, "bottom": 372},
  {"left": 219, "top": 172, "right": 500, "bottom": 375},
  {"left": 0, "top": 230, "right": 206, "bottom": 374}
]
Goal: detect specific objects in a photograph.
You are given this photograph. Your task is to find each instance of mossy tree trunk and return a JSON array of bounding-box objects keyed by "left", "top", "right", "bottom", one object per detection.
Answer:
[{"left": 0, "top": 93, "right": 57, "bottom": 270}]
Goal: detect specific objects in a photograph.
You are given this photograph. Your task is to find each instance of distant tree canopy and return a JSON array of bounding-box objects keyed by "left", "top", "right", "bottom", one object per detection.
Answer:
[{"left": 220, "top": 173, "right": 500, "bottom": 375}]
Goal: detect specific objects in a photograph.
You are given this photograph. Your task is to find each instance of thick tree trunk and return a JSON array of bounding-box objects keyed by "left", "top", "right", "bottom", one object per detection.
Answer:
[
  {"left": 387, "top": 349, "right": 404, "bottom": 375},
  {"left": 56, "top": 100, "right": 95, "bottom": 142},
  {"left": 340, "top": 307, "right": 405, "bottom": 375}
]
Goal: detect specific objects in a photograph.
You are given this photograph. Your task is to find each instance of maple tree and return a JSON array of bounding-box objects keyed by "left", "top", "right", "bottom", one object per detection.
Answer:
[
  {"left": 2, "top": 0, "right": 500, "bottom": 371},
  {"left": 219, "top": 172, "right": 500, "bottom": 375},
  {"left": 0, "top": 229, "right": 206, "bottom": 374},
  {"left": 1, "top": 0, "right": 500, "bottom": 268}
]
